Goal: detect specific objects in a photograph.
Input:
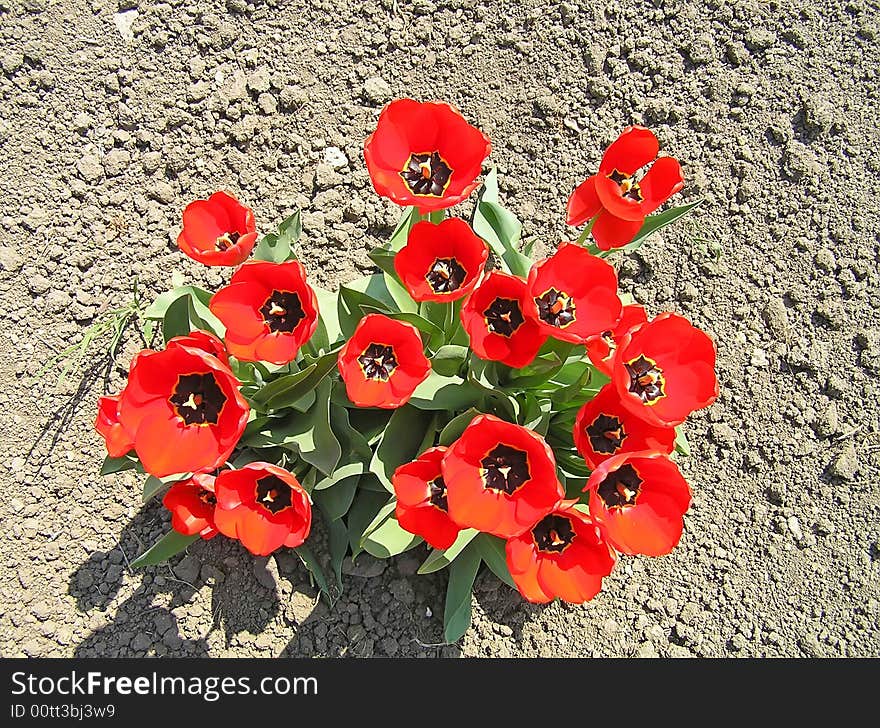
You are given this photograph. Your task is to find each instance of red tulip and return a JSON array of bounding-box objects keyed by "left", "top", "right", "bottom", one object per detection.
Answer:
[
  {"left": 165, "top": 329, "right": 229, "bottom": 365},
  {"left": 176, "top": 191, "right": 258, "bottom": 266},
  {"left": 585, "top": 304, "right": 648, "bottom": 377},
  {"left": 442, "top": 414, "right": 563, "bottom": 538},
  {"left": 163, "top": 474, "right": 218, "bottom": 540},
  {"left": 573, "top": 383, "right": 675, "bottom": 469},
  {"left": 460, "top": 270, "right": 546, "bottom": 369},
  {"left": 524, "top": 243, "right": 622, "bottom": 344},
  {"left": 392, "top": 447, "right": 462, "bottom": 550},
  {"left": 587, "top": 452, "right": 691, "bottom": 557},
  {"left": 95, "top": 394, "right": 134, "bottom": 458},
  {"left": 394, "top": 218, "right": 488, "bottom": 303},
  {"left": 506, "top": 504, "right": 616, "bottom": 604},
  {"left": 337, "top": 314, "right": 431, "bottom": 409},
  {"left": 213, "top": 463, "right": 312, "bottom": 556},
  {"left": 104, "top": 335, "right": 249, "bottom": 477},
  {"left": 611, "top": 312, "right": 718, "bottom": 427},
  {"left": 209, "top": 260, "right": 319, "bottom": 365},
  {"left": 364, "top": 99, "right": 491, "bottom": 212},
  {"left": 567, "top": 126, "right": 684, "bottom": 250}
]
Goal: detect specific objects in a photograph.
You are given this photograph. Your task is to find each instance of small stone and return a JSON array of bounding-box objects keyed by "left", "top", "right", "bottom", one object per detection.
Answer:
[
  {"left": 0, "top": 246, "right": 22, "bottom": 271},
  {"left": 103, "top": 149, "right": 131, "bottom": 177},
  {"left": 323, "top": 146, "right": 348, "bottom": 169},
  {"left": 825, "top": 374, "right": 847, "bottom": 399},
  {"left": 45, "top": 290, "right": 72, "bottom": 314},
  {"left": 731, "top": 633, "right": 747, "bottom": 651},
  {"left": 363, "top": 76, "right": 392, "bottom": 105},
  {"left": 315, "top": 163, "right": 341, "bottom": 188},
  {"left": 342, "top": 555, "right": 386, "bottom": 578},
  {"left": 709, "top": 423, "right": 736, "bottom": 448},
  {"left": 248, "top": 68, "right": 272, "bottom": 94},
  {"left": 814, "top": 248, "right": 836, "bottom": 271},
  {"left": 745, "top": 28, "right": 777, "bottom": 51},
  {"left": 782, "top": 142, "right": 820, "bottom": 181},
  {"left": 1, "top": 52, "right": 24, "bottom": 74},
  {"left": 113, "top": 10, "right": 139, "bottom": 44},
  {"left": 253, "top": 557, "right": 278, "bottom": 590},
  {"left": 814, "top": 517, "right": 835, "bottom": 536},
  {"left": 130, "top": 632, "right": 152, "bottom": 651},
  {"left": 751, "top": 348, "right": 770, "bottom": 367},
  {"left": 142, "top": 151, "right": 162, "bottom": 174},
  {"left": 762, "top": 298, "right": 789, "bottom": 337},
  {"left": 173, "top": 553, "right": 200, "bottom": 584},
  {"left": 829, "top": 443, "right": 858, "bottom": 480},
  {"left": 77, "top": 153, "right": 104, "bottom": 182},
  {"left": 148, "top": 180, "right": 176, "bottom": 204},
  {"left": 636, "top": 641, "right": 658, "bottom": 658},
  {"left": 73, "top": 112, "right": 92, "bottom": 133},
  {"left": 787, "top": 516, "right": 803, "bottom": 541},
  {"left": 257, "top": 93, "right": 277, "bottom": 115},
  {"left": 600, "top": 618, "right": 619, "bottom": 636}
]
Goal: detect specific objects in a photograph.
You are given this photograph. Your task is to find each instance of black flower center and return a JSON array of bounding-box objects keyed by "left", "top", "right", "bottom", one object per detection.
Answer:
[
  {"left": 426, "top": 257, "right": 467, "bottom": 294},
  {"left": 532, "top": 514, "right": 576, "bottom": 554},
  {"left": 429, "top": 476, "right": 449, "bottom": 512},
  {"left": 480, "top": 444, "right": 530, "bottom": 495},
  {"left": 255, "top": 474, "right": 293, "bottom": 515},
  {"left": 586, "top": 413, "right": 626, "bottom": 455},
  {"left": 169, "top": 373, "right": 227, "bottom": 426},
  {"left": 535, "top": 287, "right": 576, "bottom": 329},
  {"left": 215, "top": 230, "right": 241, "bottom": 251},
  {"left": 357, "top": 343, "right": 398, "bottom": 381},
  {"left": 198, "top": 488, "right": 216, "bottom": 506},
  {"left": 483, "top": 297, "right": 524, "bottom": 337},
  {"left": 597, "top": 463, "right": 642, "bottom": 509},
  {"left": 608, "top": 168, "right": 644, "bottom": 202},
  {"left": 400, "top": 151, "right": 453, "bottom": 196},
  {"left": 625, "top": 355, "right": 665, "bottom": 404},
  {"left": 259, "top": 290, "right": 305, "bottom": 333}
]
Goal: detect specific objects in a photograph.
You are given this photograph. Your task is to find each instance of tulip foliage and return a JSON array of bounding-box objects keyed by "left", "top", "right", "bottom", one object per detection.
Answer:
[{"left": 95, "top": 99, "right": 716, "bottom": 643}]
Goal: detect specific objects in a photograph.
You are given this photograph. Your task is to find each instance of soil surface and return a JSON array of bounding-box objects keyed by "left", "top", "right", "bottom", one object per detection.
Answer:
[{"left": 1, "top": 0, "right": 878, "bottom": 658}]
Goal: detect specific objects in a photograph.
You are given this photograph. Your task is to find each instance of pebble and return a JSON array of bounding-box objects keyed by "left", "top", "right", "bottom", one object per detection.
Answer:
[
  {"left": 363, "top": 76, "right": 392, "bottom": 104},
  {"left": 103, "top": 149, "right": 131, "bottom": 177},
  {"left": 173, "top": 554, "right": 200, "bottom": 584},
  {"left": 148, "top": 180, "right": 176, "bottom": 204},
  {"left": 829, "top": 443, "right": 858, "bottom": 480},
  {"left": 0, "top": 246, "right": 23, "bottom": 271},
  {"left": 77, "top": 153, "right": 104, "bottom": 182},
  {"left": 342, "top": 555, "right": 386, "bottom": 578},
  {"left": 762, "top": 298, "right": 789, "bottom": 337},
  {"left": 323, "top": 146, "right": 348, "bottom": 169},
  {"left": 745, "top": 28, "right": 777, "bottom": 51}
]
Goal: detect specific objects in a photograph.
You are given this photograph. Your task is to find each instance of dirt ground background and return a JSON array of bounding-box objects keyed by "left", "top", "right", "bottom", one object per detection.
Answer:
[{"left": 1, "top": 0, "right": 878, "bottom": 658}]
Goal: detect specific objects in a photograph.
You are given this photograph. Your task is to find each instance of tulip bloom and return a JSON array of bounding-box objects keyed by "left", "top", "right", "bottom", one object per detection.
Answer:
[
  {"left": 213, "top": 463, "right": 312, "bottom": 556},
  {"left": 567, "top": 126, "right": 684, "bottom": 250},
  {"left": 573, "top": 383, "right": 675, "bottom": 469},
  {"left": 442, "top": 414, "right": 563, "bottom": 538},
  {"left": 177, "top": 191, "right": 258, "bottom": 266},
  {"left": 460, "top": 270, "right": 546, "bottom": 369},
  {"left": 394, "top": 218, "right": 488, "bottom": 303},
  {"left": 587, "top": 452, "right": 691, "bottom": 557},
  {"left": 585, "top": 304, "right": 648, "bottom": 377},
  {"left": 612, "top": 312, "right": 717, "bottom": 427},
  {"left": 506, "top": 504, "right": 616, "bottom": 604},
  {"left": 392, "top": 447, "right": 462, "bottom": 550},
  {"left": 337, "top": 314, "right": 431, "bottom": 408},
  {"left": 524, "top": 243, "right": 622, "bottom": 344},
  {"left": 364, "top": 99, "right": 491, "bottom": 212},
  {"left": 102, "top": 335, "right": 249, "bottom": 477},
  {"left": 209, "top": 260, "right": 319, "bottom": 365},
  {"left": 163, "top": 474, "right": 218, "bottom": 540}
]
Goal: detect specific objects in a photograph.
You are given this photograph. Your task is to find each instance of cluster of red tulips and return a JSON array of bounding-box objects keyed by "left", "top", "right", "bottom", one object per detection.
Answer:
[{"left": 95, "top": 98, "right": 716, "bottom": 620}]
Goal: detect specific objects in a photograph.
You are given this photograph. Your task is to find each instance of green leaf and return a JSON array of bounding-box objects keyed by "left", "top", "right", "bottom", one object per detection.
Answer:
[
  {"left": 360, "top": 306, "right": 443, "bottom": 346},
  {"left": 313, "top": 475, "right": 359, "bottom": 521},
  {"left": 130, "top": 531, "right": 198, "bottom": 569},
  {"left": 327, "top": 517, "right": 348, "bottom": 591},
  {"left": 382, "top": 270, "right": 418, "bottom": 314},
  {"left": 674, "top": 424, "right": 691, "bottom": 456},
  {"left": 431, "top": 345, "right": 468, "bottom": 376},
  {"left": 313, "top": 286, "right": 342, "bottom": 348},
  {"left": 293, "top": 543, "right": 331, "bottom": 598},
  {"left": 362, "top": 514, "right": 422, "bottom": 559},
  {"left": 408, "top": 371, "right": 480, "bottom": 411},
  {"left": 346, "top": 489, "right": 389, "bottom": 557},
  {"left": 99, "top": 454, "right": 138, "bottom": 476},
  {"left": 253, "top": 210, "right": 302, "bottom": 262},
  {"left": 443, "top": 542, "right": 480, "bottom": 643},
  {"left": 388, "top": 206, "right": 420, "bottom": 252},
  {"left": 615, "top": 200, "right": 704, "bottom": 254},
  {"left": 162, "top": 294, "right": 190, "bottom": 342},
  {"left": 250, "top": 349, "right": 339, "bottom": 411},
  {"left": 367, "top": 246, "right": 398, "bottom": 277},
  {"left": 519, "top": 394, "right": 553, "bottom": 436},
  {"left": 245, "top": 380, "right": 342, "bottom": 475},
  {"left": 186, "top": 295, "right": 223, "bottom": 338},
  {"left": 472, "top": 168, "right": 532, "bottom": 277},
  {"left": 370, "top": 405, "right": 435, "bottom": 491},
  {"left": 418, "top": 528, "right": 479, "bottom": 574},
  {"left": 475, "top": 533, "right": 516, "bottom": 588},
  {"left": 142, "top": 475, "right": 168, "bottom": 502},
  {"left": 438, "top": 408, "right": 481, "bottom": 446}
]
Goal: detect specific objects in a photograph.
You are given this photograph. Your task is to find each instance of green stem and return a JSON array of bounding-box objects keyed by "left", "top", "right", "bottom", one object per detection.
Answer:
[{"left": 575, "top": 216, "right": 596, "bottom": 246}]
